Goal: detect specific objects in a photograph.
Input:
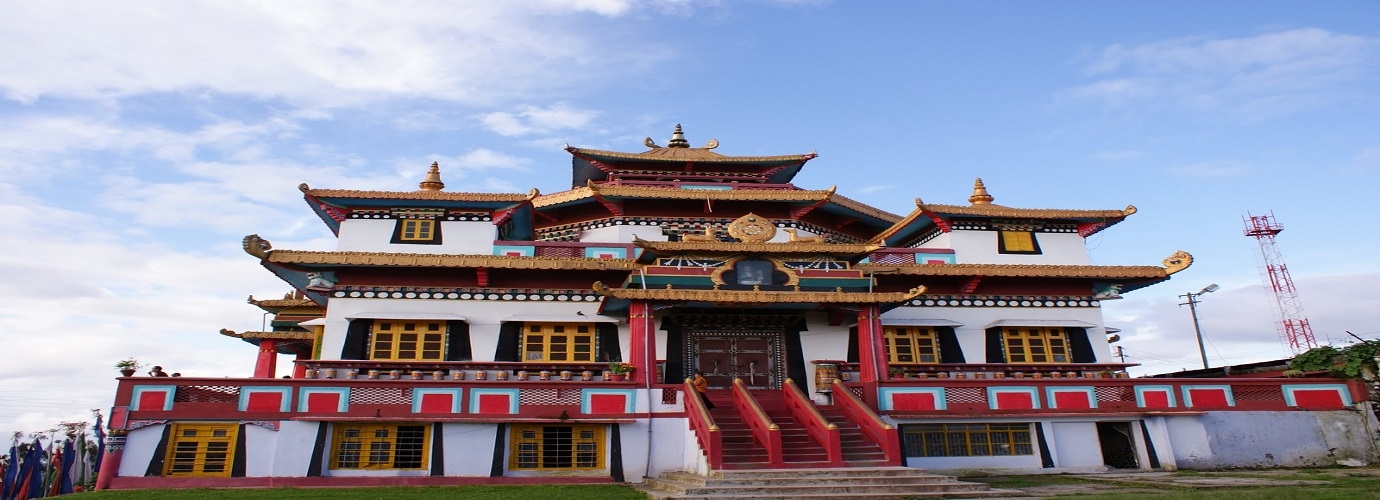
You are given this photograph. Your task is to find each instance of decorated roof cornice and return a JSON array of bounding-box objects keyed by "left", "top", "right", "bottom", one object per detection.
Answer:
[
  {"left": 246, "top": 296, "right": 319, "bottom": 309},
  {"left": 532, "top": 182, "right": 901, "bottom": 222},
  {"left": 592, "top": 281, "right": 926, "bottom": 304},
  {"left": 634, "top": 238, "right": 882, "bottom": 255},
  {"left": 255, "top": 249, "right": 640, "bottom": 272},
  {"left": 219, "top": 329, "right": 315, "bottom": 341},
  {"left": 858, "top": 252, "right": 1194, "bottom": 279},
  {"left": 300, "top": 183, "right": 538, "bottom": 203}
]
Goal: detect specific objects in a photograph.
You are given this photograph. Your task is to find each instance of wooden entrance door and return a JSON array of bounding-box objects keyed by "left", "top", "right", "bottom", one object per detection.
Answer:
[{"left": 690, "top": 332, "right": 781, "bottom": 390}]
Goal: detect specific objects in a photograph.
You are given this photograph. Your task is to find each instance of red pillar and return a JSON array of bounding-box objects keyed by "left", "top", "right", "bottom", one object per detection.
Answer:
[
  {"left": 292, "top": 351, "right": 308, "bottom": 379},
  {"left": 254, "top": 339, "right": 279, "bottom": 378},
  {"left": 94, "top": 433, "right": 126, "bottom": 490},
  {"left": 855, "top": 304, "right": 887, "bottom": 383},
  {"left": 627, "top": 300, "right": 655, "bottom": 386}
]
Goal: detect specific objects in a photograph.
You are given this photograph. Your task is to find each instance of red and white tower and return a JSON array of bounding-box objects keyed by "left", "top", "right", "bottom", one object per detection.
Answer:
[{"left": 1243, "top": 211, "right": 1318, "bottom": 354}]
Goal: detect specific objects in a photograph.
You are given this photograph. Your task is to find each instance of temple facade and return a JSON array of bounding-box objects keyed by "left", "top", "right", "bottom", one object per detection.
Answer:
[{"left": 98, "top": 126, "right": 1375, "bottom": 490}]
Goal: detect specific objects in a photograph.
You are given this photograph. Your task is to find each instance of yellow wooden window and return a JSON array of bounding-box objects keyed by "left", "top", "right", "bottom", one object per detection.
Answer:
[
  {"left": 1002, "top": 327, "right": 1069, "bottom": 363},
  {"left": 999, "top": 230, "right": 1037, "bottom": 253},
  {"left": 904, "top": 423, "right": 1033, "bottom": 457},
  {"left": 370, "top": 321, "right": 445, "bottom": 360},
  {"left": 163, "top": 423, "right": 238, "bottom": 477},
  {"left": 331, "top": 424, "right": 429, "bottom": 470},
  {"left": 510, "top": 425, "right": 604, "bottom": 470},
  {"left": 523, "top": 323, "right": 594, "bottom": 362},
  {"left": 883, "top": 326, "right": 940, "bottom": 364},
  {"left": 399, "top": 219, "right": 435, "bottom": 241}
]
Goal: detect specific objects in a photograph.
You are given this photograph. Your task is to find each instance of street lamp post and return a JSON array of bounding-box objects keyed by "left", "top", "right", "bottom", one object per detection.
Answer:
[{"left": 1179, "top": 284, "right": 1220, "bottom": 369}]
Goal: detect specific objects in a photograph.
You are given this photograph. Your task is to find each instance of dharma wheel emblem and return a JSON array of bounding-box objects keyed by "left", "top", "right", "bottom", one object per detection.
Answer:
[{"left": 727, "top": 213, "right": 776, "bottom": 243}]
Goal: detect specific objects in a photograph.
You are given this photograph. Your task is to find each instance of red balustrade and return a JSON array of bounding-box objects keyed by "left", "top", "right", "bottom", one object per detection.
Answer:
[
  {"left": 830, "top": 379, "right": 902, "bottom": 465},
  {"left": 732, "top": 379, "right": 783, "bottom": 466},
  {"left": 682, "top": 380, "right": 723, "bottom": 469},
  {"left": 782, "top": 379, "right": 842, "bottom": 465}
]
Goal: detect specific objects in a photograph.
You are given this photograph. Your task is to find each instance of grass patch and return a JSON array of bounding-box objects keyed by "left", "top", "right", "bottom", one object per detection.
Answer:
[
  {"left": 964, "top": 474, "right": 1094, "bottom": 488},
  {"left": 63, "top": 484, "right": 648, "bottom": 500}
]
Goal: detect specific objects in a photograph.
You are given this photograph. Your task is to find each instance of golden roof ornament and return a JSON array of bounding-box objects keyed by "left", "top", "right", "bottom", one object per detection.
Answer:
[
  {"left": 419, "top": 162, "right": 445, "bottom": 191},
  {"left": 726, "top": 212, "right": 777, "bottom": 242},
  {"left": 667, "top": 124, "right": 690, "bottom": 148},
  {"left": 968, "top": 177, "right": 994, "bottom": 205}
]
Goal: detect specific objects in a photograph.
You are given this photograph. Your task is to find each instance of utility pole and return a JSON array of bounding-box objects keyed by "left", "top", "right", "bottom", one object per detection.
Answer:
[
  {"left": 1180, "top": 284, "right": 1219, "bottom": 369},
  {"left": 1115, "top": 346, "right": 1126, "bottom": 364}
]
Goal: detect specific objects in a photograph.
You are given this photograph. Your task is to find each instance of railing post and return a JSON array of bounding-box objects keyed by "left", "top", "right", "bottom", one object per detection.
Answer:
[
  {"left": 833, "top": 380, "right": 902, "bottom": 465},
  {"left": 733, "top": 379, "right": 782, "bottom": 466},
  {"left": 783, "top": 379, "right": 842, "bottom": 465}
]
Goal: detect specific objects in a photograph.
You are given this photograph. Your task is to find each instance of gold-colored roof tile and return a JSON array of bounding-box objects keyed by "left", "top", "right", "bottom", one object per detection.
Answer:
[
  {"left": 265, "top": 250, "right": 640, "bottom": 270},
  {"left": 592, "top": 282, "right": 925, "bottom": 304},
  {"left": 856, "top": 263, "right": 1169, "bottom": 279}
]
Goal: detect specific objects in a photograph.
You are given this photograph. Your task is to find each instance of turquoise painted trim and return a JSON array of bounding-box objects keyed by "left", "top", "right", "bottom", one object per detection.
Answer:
[
  {"left": 1281, "top": 383, "right": 1352, "bottom": 407},
  {"left": 580, "top": 389, "right": 637, "bottom": 414},
  {"left": 986, "top": 386, "right": 1042, "bottom": 410},
  {"left": 1133, "top": 385, "right": 1177, "bottom": 408},
  {"left": 131, "top": 385, "right": 178, "bottom": 411},
  {"left": 469, "top": 388, "right": 521, "bottom": 414},
  {"left": 238, "top": 386, "right": 293, "bottom": 412},
  {"left": 412, "top": 388, "right": 464, "bottom": 413},
  {"left": 584, "top": 247, "right": 629, "bottom": 259},
  {"left": 1181, "top": 384, "right": 1236, "bottom": 407},
  {"left": 682, "top": 185, "right": 734, "bottom": 191},
  {"left": 297, "top": 387, "right": 351, "bottom": 412},
  {"left": 1044, "top": 386, "right": 1098, "bottom": 409},
  {"left": 914, "top": 254, "right": 957, "bottom": 264},
  {"left": 492, "top": 246, "right": 536, "bottom": 257},
  {"left": 877, "top": 387, "right": 947, "bottom": 411}
]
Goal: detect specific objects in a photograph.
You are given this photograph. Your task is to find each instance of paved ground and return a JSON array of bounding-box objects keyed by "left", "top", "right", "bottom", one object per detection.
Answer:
[{"left": 968, "top": 468, "right": 1379, "bottom": 498}]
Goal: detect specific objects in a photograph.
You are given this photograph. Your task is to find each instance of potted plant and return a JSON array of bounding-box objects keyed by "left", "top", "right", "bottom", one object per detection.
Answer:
[
  {"left": 115, "top": 358, "right": 141, "bottom": 377},
  {"left": 608, "top": 361, "right": 635, "bottom": 381},
  {"left": 888, "top": 367, "right": 908, "bottom": 379}
]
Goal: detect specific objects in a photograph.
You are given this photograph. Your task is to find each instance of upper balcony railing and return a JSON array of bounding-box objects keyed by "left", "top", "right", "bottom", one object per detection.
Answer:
[
  {"left": 492, "top": 240, "right": 636, "bottom": 259},
  {"left": 865, "top": 248, "right": 957, "bottom": 265},
  {"left": 853, "top": 377, "right": 1366, "bottom": 417}
]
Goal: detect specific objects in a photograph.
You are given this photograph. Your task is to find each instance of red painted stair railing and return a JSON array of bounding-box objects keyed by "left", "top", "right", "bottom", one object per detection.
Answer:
[
  {"left": 782, "top": 378, "right": 843, "bottom": 465},
  {"left": 832, "top": 379, "right": 902, "bottom": 465},
  {"left": 683, "top": 379, "right": 723, "bottom": 469},
  {"left": 732, "top": 378, "right": 783, "bottom": 466}
]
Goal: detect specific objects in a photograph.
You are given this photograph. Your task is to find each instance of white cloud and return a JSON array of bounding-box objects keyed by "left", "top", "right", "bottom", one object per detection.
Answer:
[
  {"left": 1062, "top": 28, "right": 1380, "bottom": 118},
  {"left": 0, "top": 2, "right": 665, "bottom": 106},
  {"left": 478, "top": 104, "right": 600, "bottom": 137}
]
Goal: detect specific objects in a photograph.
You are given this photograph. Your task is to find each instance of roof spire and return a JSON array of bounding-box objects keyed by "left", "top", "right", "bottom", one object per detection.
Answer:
[
  {"left": 667, "top": 124, "right": 690, "bottom": 148},
  {"left": 968, "top": 177, "right": 994, "bottom": 205},
  {"left": 419, "top": 162, "right": 445, "bottom": 191}
]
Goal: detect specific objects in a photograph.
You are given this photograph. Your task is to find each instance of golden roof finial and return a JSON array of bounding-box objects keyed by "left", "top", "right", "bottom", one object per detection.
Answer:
[
  {"left": 968, "top": 177, "right": 994, "bottom": 205},
  {"left": 668, "top": 124, "right": 690, "bottom": 148},
  {"left": 419, "top": 162, "right": 445, "bottom": 191}
]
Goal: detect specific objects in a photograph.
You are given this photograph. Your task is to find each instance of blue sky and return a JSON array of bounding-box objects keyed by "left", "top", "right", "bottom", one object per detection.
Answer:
[{"left": 1, "top": 1, "right": 1377, "bottom": 437}]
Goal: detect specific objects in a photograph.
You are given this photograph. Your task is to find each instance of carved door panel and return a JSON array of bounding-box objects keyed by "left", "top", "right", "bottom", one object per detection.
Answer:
[{"left": 691, "top": 333, "right": 781, "bottom": 390}]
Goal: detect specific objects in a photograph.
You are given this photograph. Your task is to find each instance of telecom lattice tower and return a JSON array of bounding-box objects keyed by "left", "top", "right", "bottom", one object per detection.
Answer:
[{"left": 1243, "top": 211, "right": 1318, "bottom": 354}]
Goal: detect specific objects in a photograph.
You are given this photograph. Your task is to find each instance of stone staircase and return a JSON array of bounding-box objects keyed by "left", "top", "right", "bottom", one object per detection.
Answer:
[
  {"left": 637, "top": 467, "right": 1018, "bottom": 499},
  {"left": 707, "top": 390, "right": 892, "bottom": 468}
]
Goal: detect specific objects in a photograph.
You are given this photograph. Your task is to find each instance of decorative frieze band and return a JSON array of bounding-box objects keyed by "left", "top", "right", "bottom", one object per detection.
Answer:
[
  {"left": 332, "top": 287, "right": 601, "bottom": 302},
  {"left": 902, "top": 295, "right": 1100, "bottom": 308}
]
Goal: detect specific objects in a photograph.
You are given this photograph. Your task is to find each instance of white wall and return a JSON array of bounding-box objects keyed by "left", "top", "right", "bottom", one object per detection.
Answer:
[
  {"left": 948, "top": 230, "right": 1090, "bottom": 265},
  {"left": 336, "top": 219, "right": 495, "bottom": 255},
  {"left": 320, "top": 298, "right": 620, "bottom": 361},
  {"left": 442, "top": 423, "right": 499, "bottom": 476},
  {"left": 1049, "top": 421, "right": 1105, "bottom": 469},
  {"left": 117, "top": 424, "right": 166, "bottom": 477},
  {"left": 799, "top": 312, "right": 850, "bottom": 396},
  {"left": 269, "top": 421, "right": 321, "bottom": 477}
]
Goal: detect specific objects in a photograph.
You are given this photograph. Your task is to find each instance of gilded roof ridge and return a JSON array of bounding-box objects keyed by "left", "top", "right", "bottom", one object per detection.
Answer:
[
  {"left": 532, "top": 184, "right": 903, "bottom": 222},
  {"left": 568, "top": 146, "right": 810, "bottom": 163},
  {"left": 300, "top": 183, "right": 537, "bottom": 202},
  {"left": 918, "top": 202, "right": 1137, "bottom": 219}
]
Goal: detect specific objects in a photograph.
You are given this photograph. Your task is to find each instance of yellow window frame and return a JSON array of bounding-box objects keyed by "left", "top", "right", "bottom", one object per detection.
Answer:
[
  {"left": 163, "top": 423, "right": 238, "bottom": 477},
  {"left": 883, "top": 326, "right": 940, "bottom": 364},
  {"left": 370, "top": 320, "right": 446, "bottom": 360},
  {"left": 998, "top": 230, "right": 1038, "bottom": 253},
  {"left": 905, "top": 423, "right": 1033, "bottom": 457},
  {"left": 1002, "top": 327, "right": 1069, "bottom": 363},
  {"left": 331, "top": 424, "right": 430, "bottom": 470},
  {"left": 523, "top": 322, "right": 595, "bottom": 362},
  {"left": 510, "top": 424, "right": 605, "bottom": 470},
  {"left": 399, "top": 219, "right": 435, "bottom": 241}
]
